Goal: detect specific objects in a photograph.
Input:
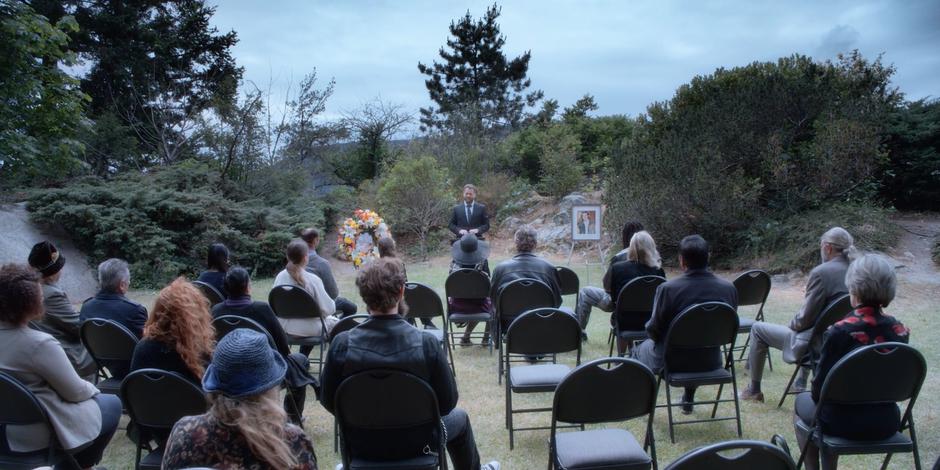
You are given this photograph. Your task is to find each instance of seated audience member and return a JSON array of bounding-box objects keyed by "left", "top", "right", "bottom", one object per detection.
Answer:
[
  {"left": 301, "top": 227, "right": 357, "bottom": 316},
  {"left": 449, "top": 233, "right": 492, "bottom": 345},
  {"left": 320, "top": 259, "right": 499, "bottom": 470},
  {"left": 212, "top": 266, "right": 317, "bottom": 424},
  {"left": 130, "top": 278, "right": 215, "bottom": 385},
  {"left": 575, "top": 221, "right": 644, "bottom": 336},
  {"left": 197, "top": 242, "right": 230, "bottom": 297},
  {"left": 273, "top": 240, "right": 338, "bottom": 354},
  {"left": 80, "top": 258, "right": 148, "bottom": 339},
  {"left": 633, "top": 235, "right": 738, "bottom": 414},
  {"left": 741, "top": 227, "right": 855, "bottom": 402},
  {"left": 162, "top": 329, "right": 318, "bottom": 470},
  {"left": 378, "top": 236, "right": 433, "bottom": 328},
  {"left": 27, "top": 241, "right": 97, "bottom": 381},
  {"left": 490, "top": 225, "right": 564, "bottom": 329},
  {"left": 793, "top": 254, "right": 910, "bottom": 470},
  {"left": 608, "top": 231, "right": 666, "bottom": 354},
  {"left": 0, "top": 263, "right": 121, "bottom": 470}
]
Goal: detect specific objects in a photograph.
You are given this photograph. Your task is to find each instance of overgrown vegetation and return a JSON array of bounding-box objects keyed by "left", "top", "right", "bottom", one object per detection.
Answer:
[{"left": 27, "top": 161, "right": 328, "bottom": 287}]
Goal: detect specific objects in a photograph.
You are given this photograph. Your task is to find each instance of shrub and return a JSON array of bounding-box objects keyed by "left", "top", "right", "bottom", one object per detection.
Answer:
[
  {"left": 27, "top": 161, "right": 326, "bottom": 286},
  {"left": 933, "top": 239, "right": 940, "bottom": 266},
  {"left": 377, "top": 156, "right": 452, "bottom": 260},
  {"left": 537, "top": 125, "right": 584, "bottom": 199}
]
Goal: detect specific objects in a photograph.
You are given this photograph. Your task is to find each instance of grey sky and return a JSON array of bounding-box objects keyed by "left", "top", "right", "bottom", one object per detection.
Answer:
[{"left": 208, "top": 0, "right": 940, "bottom": 132}]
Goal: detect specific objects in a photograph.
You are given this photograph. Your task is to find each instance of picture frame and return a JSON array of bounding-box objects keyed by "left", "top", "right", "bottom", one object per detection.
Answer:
[{"left": 571, "top": 205, "right": 602, "bottom": 241}]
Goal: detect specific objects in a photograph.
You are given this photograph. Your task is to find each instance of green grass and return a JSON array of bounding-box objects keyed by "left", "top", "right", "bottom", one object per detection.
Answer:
[{"left": 104, "top": 254, "right": 940, "bottom": 469}]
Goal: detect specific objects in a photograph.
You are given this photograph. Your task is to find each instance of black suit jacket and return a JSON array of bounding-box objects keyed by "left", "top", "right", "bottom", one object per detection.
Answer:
[
  {"left": 449, "top": 202, "right": 489, "bottom": 237},
  {"left": 79, "top": 291, "right": 148, "bottom": 339}
]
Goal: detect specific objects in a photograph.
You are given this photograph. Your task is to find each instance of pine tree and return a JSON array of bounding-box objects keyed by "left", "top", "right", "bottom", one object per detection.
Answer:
[{"left": 417, "top": 3, "right": 542, "bottom": 135}]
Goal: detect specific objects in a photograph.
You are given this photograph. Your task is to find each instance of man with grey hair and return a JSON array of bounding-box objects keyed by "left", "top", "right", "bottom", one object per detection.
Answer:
[
  {"left": 740, "top": 227, "right": 856, "bottom": 402},
  {"left": 490, "top": 225, "right": 564, "bottom": 330},
  {"left": 80, "top": 258, "right": 148, "bottom": 339}
]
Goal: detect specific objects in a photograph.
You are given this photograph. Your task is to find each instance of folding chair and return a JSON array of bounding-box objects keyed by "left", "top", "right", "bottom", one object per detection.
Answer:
[
  {"left": 666, "top": 439, "right": 796, "bottom": 470},
  {"left": 121, "top": 369, "right": 207, "bottom": 470},
  {"left": 444, "top": 268, "right": 494, "bottom": 353},
  {"left": 191, "top": 280, "right": 224, "bottom": 307},
  {"left": 505, "top": 308, "right": 582, "bottom": 449},
  {"left": 731, "top": 270, "right": 772, "bottom": 368},
  {"left": 212, "top": 315, "right": 273, "bottom": 345},
  {"left": 609, "top": 275, "right": 666, "bottom": 357},
  {"left": 495, "top": 278, "right": 557, "bottom": 384},
  {"left": 795, "top": 342, "right": 926, "bottom": 470},
  {"left": 777, "top": 295, "right": 852, "bottom": 408},
  {"left": 0, "top": 371, "right": 83, "bottom": 470},
  {"left": 556, "top": 265, "right": 579, "bottom": 302},
  {"left": 327, "top": 313, "right": 371, "bottom": 452},
  {"left": 269, "top": 284, "right": 328, "bottom": 373},
  {"left": 549, "top": 357, "right": 659, "bottom": 470},
  {"left": 404, "top": 282, "right": 455, "bottom": 375},
  {"left": 659, "top": 302, "right": 741, "bottom": 443},
  {"left": 335, "top": 369, "right": 446, "bottom": 470},
  {"left": 80, "top": 318, "right": 139, "bottom": 395}
]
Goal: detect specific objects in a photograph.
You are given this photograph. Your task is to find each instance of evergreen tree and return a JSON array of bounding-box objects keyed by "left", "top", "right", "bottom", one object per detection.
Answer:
[{"left": 418, "top": 3, "right": 542, "bottom": 135}]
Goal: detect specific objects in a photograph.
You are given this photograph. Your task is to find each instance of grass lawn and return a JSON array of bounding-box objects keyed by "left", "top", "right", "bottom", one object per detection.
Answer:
[{"left": 105, "top": 253, "right": 939, "bottom": 469}]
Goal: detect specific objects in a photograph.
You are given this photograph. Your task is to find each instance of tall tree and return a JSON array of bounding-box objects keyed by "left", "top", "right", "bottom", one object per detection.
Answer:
[
  {"left": 340, "top": 99, "right": 413, "bottom": 183},
  {"left": 417, "top": 3, "right": 542, "bottom": 135}
]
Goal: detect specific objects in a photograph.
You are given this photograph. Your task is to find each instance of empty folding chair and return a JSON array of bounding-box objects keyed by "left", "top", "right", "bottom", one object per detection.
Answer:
[
  {"left": 731, "top": 270, "right": 772, "bottom": 368},
  {"left": 665, "top": 439, "right": 796, "bottom": 470},
  {"left": 777, "top": 295, "right": 852, "bottom": 408},
  {"left": 658, "top": 302, "right": 741, "bottom": 443},
  {"left": 404, "top": 282, "right": 455, "bottom": 375},
  {"left": 549, "top": 357, "right": 659, "bottom": 470},
  {"left": 495, "top": 278, "right": 557, "bottom": 383},
  {"left": 795, "top": 343, "right": 926, "bottom": 470},
  {"left": 504, "top": 308, "right": 582, "bottom": 449},
  {"left": 80, "top": 318, "right": 139, "bottom": 395}
]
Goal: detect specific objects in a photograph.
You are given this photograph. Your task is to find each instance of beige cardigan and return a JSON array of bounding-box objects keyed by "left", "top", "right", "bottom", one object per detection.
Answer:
[
  {"left": 272, "top": 269, "right": 338, "bottom": 337},
  {"left": 0, "top": 322, "right": 102, "bottom": 452}
]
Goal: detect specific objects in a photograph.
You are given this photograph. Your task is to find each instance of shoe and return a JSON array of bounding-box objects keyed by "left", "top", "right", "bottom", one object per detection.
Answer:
[
  {"left": 680, "top": 396, "right": 693, "bottom": 415},
  {"left": 739, "top": 385, "right": 765, "bottom": 402},
  {"left": 581, "top": 331, "right": 588, "bottom": 343},
  {"left": 482, "top": 461, "right": 500, "bottom": 470},
  {"left": 459, "top": 338, "right": 472, "bottom": 346}
]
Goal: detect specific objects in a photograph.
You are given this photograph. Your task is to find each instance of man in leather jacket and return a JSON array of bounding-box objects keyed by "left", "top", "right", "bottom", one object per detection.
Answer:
[
  {"left": 320, "top": 258, "right": 499, "bottom": 470},
  {"left": 490, "top": 225, "right": 563, "bottom": 329}
]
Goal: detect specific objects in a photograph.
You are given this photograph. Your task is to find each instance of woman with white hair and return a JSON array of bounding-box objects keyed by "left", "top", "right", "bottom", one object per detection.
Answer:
[
  {"left": 608, "top": 230, "right": 666, "bottom": 354},
  {"left": 793, "top": 254, "right": 910, "bottom": 470}
]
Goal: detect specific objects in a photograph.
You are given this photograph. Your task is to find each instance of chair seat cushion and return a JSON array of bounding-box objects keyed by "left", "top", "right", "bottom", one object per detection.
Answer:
[
  {"left": 617, "top": 329, "right": 647, "bottom": 342},
  {"left": 448, "top": 312, "right": 492, "bottom": 322},
  {"left": 95, "top": 377, "right": 122, "bottom": 395},
  {"left": 421, "top": 328, "right": 445, "bottom": 343},
  {"left": 667, "top": 368, "right": 732, "bottom": 387},
  {"left": 821, "top": 432, "right": 913, "bottom": 454},
  {"left": 555, "top": 428, "right": 651, "bottom": 470},
  {"left": 350, "top": 454, "right": 440, "bottom": 469},
  {"left": 510, "top": 364, "right": 571, "bottom": 392},
  {"left": 737, "top": 317, "right": 756, "bottom": 331},
  {"left": 287, "top": 335, "right": 324, "bottom": 346}
]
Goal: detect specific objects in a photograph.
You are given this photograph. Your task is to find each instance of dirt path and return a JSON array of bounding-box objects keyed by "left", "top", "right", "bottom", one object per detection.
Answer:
[
  {"left": 886, "top": 213, "right": 940, "bottom": 290},
  {"left": 0, "top": 203, "right": 98, "bottom": 301}
]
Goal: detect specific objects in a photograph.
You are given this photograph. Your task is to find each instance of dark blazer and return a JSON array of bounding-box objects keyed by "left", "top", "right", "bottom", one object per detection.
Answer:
[
  {"left": 80, "top": 291, "right": 148, "bottom": 339},
  {"left": 643, "top": 268, "right": 738, "bottom": 371},
  {"left": 211, "top": 299, "right": 292, "bottom": 357},
  {"left": 196, "top": 271, "right": 226, "bottom": 298},
  {"left": 448, "top": 201, "right": 490, "bottom": 237},
  {"left": 608, "top": 260, "right": 666, "bottom": 298},
  {"left": 490, "top": 253, "right": 562, "bottom": 306},
  {"left": 130, "top": 338, "right": 201, "bottom": 385},
  {"left": 306, "top": 250, "right": 339, "bottom": 300}
]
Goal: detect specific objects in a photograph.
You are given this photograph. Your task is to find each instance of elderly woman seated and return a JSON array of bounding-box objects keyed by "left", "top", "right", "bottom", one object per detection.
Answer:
[
  {"left": 162, "top": 328, "right": 318, "bottom": 469},
  {"left": 0, "top": 263, "right": 122, "bottom": 470},
  {"left": 793, "top": 254, "right": 910, "bottom": 470}
]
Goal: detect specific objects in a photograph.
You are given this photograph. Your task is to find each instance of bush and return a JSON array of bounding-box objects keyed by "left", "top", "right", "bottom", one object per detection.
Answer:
[
  {"left": 933, "top": 239, "right": 940, "bottom": 266},
  {"left": 735, "top": 203, "right": 898, "bottom": 273},
  {"left": 377, "top": 156, "right": 452, "bottom": 259},
  {"left": 27, "top": 161, "right": 327, "bottom": 286},
  {"left": 881, "top": 99, "right": 940, "bottom": 211},
  {"left": 537, "top": 125, "right": 584, "bottom": 199}
]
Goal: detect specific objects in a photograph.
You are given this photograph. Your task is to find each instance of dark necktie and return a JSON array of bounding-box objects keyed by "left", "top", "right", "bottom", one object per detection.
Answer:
[{"left": 465, "top": 204, "right": 472, "bottom": 223}]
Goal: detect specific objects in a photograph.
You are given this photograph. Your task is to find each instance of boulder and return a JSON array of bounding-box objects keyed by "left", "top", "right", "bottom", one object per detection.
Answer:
[
  {"left": 500, "top": 217, "right": 524, "bottom": 234},
  {"left": 559, "top": 193, "right": 589, "bottom": 215},
  {"left": 552, "top": 211, "right": 570, "bottom": 226}
]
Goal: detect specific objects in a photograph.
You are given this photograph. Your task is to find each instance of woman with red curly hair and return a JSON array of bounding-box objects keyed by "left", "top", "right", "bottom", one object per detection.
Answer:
[{"left": 130, "top": 277, "right": 215, "bottom": 384}]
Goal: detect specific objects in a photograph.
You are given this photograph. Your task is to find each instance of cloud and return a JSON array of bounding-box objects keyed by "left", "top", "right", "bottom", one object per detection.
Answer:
[{"left": 816, "top": 24, "right": 861, "bottom": 59}]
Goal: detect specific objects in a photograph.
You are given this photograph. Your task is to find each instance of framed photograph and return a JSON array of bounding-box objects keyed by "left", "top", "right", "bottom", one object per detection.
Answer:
[{"left": 571, "top": 205, "right": 602, "bottom": 241}]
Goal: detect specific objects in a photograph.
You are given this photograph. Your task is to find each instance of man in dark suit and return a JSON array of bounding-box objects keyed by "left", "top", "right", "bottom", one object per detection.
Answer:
[
  {"left": 633, "top": 235, "right": 738, "bottom": 413},
  {"left": 79, "top": 258, "right": 148, "bottom": 339},
  {"left": 449, "top": 184, "right": 490, "bottom": 240}
]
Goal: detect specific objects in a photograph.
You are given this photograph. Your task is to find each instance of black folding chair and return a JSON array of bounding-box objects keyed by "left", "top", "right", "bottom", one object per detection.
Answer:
[
  {"left": 731, "top": 270, "right": 772, "bottom": 368},
  {"left": 327, "top": 314, "right": 371, "bottom": 453},
  {"left": 550, "top": 357, "right": 659, "bottom": 470},
  {"left": 212, "top": 315, "right": 274, "bottom": 346},
  {"left": 121, "top": 369, "right": 207, "bottom": 470},
  {"left": 778, "top": 295, "right": 853, "bottom": 408},
  {"left": 795, "top": 343, "right": 926, "bottom": 470},
  {"left": 0, "top": 371, "right": 83, "bottom": 470},
  {"left": 495, "top": 278, "right": 557, "bottom": 383},
  {"left": 556, "top": 265, "right": 579, "bottom": 300},
  {"left": 80, "top": 318, "right": 139, "bottom": 395},
  {"left": 666, "top": 439, "right": 797, "bottom": 470},
  {"left": 659, "top": 302, "right": 741, "bottom": 443},
  {"left": 335, "top": 369, "right": 447, "bottom": 470},
  {"left": 269, "top": 284, "right": 328, "bottom": 373},
  {"left": 505, "top": 308, "right": 582, "bottom": 449},
  {"left": 444, "top": 268, "right": 494, "bottom": 353},
  {"left": 191, "top": 280, "right": 224, "bottom": 307},
  {"left": 404, "top": 282, "right": 455, "bottom": 376},
  {"left": 609, "top": 275, "right": 666, "bottom": 357}
]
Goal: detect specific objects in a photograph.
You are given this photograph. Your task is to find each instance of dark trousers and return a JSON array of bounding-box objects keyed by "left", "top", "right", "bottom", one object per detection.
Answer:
[
  {"left": 335, "top": 297, "right": 358, "bottom": 317},
  {"left": 284, "top": 352, "right": 315, "bottom": 424},
  {"left": 63, "top": 394, "right": 122, "bottom": 469},
  {"left": 442, "top": 408, "right": 482, "bottom": 470}
]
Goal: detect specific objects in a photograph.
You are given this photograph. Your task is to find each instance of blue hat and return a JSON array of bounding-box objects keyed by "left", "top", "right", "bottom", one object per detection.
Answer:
[{"left": 203, "top": 329, "right": 287, "bottom": 398}]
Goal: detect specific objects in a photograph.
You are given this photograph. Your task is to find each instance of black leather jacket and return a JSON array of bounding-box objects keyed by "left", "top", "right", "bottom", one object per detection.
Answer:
[{"left": 490, "top": 252, "right": 562, "bottom": 306}]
